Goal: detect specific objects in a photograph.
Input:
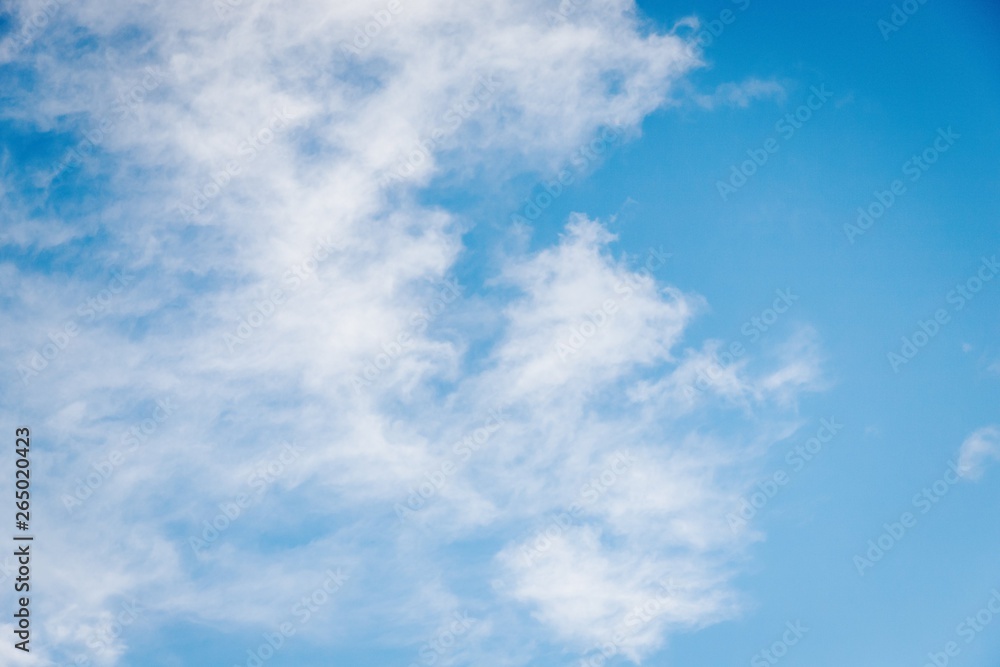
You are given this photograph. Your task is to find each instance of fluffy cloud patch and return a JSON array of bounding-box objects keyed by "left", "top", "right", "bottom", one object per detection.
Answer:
[
  {"left": 0, "top": 1, "right": 825, "bottom": 664},
  {"left": 957, "top": 425, "right": 1000, "bottom": 480}
]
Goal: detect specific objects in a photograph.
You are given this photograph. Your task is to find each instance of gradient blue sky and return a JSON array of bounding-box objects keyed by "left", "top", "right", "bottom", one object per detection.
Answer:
[{"left": 0, "top": 0, "right": 998, "bottom": 666}]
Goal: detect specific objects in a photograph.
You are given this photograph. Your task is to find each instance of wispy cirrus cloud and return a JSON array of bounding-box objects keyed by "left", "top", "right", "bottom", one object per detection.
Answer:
[{"left": 689, "top": 77, "right": 787, "bottom": 109}]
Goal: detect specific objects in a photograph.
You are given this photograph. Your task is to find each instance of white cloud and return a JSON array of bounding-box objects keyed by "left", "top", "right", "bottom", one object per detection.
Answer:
[
  {"left": 957, "top": 426, "right": 1000, "bottom": 480},
  {"left": 689, "top": 77, "right": 786, "bottom": 109},
  {"left": 0, "top": 1, "right": 827, "bottom": 664}
]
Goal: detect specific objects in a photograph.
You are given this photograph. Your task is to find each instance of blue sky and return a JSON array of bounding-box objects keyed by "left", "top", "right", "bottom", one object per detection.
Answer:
[{"left": 0, "top": 0, "right": 998, "bottom": 666}]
